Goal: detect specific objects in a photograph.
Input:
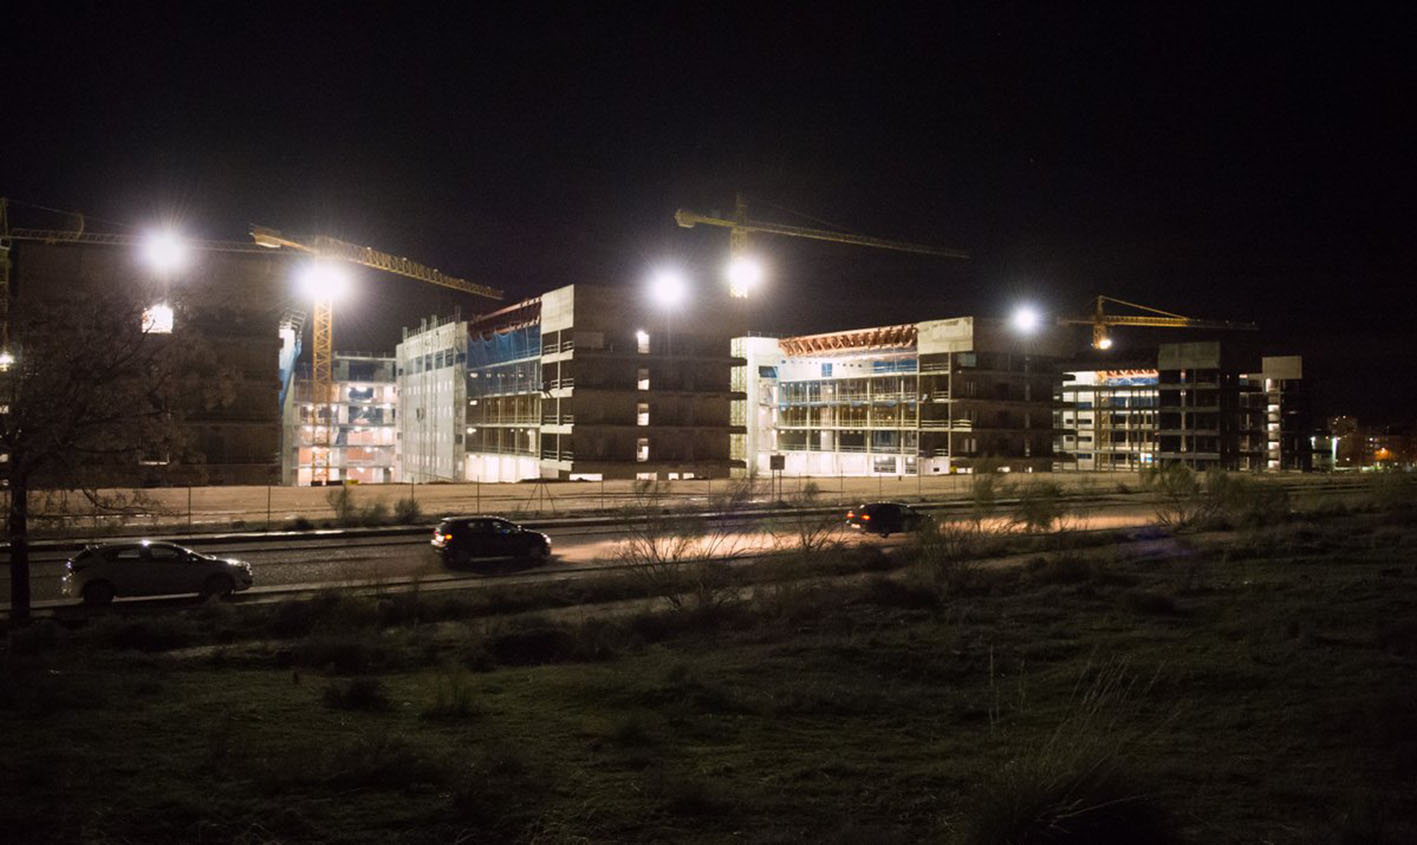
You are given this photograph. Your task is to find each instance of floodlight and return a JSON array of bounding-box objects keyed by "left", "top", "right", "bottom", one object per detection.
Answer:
[
  {"left": 142, "top": 302, "right": 175, "bottom": 334},
  {"left": 298, "top": 261, "right": 351, "bottom": 302},
  {"left": 649, "top": 268, "right": 688, "bottom": 307},
  {"left": 0, "top": 350, "right": 13, "bottom": 369},
  {"left": 1096, "top": 335, "right": 1114, "bottom": 350},
  {"left": 726, "top": 256, "right": 764, "bottom": 297},
  {"left": 1011, "top": 304, "right": 1041, "bottom": 334},
  {"left": 141, "top": 229, "right": 190, "bottom": 274}
]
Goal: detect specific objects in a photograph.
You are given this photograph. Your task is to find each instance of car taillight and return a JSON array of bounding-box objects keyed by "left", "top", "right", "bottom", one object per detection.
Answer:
[
  {"left": 861, "top": 514, "right": 870, "bottom": 521},
  {"left": 845, "top": 510, "right": 854, "bottom": 519}
]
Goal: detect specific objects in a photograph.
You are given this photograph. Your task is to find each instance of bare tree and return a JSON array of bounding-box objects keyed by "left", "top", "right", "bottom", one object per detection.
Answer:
[{"left": 2, "top": 283, "right": 206, "bottom": 623}]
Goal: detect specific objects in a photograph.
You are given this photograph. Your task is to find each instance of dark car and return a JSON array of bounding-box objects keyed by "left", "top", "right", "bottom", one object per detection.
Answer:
[
  {"left": 845, "top": 502, "right": 927, "bottom": 537},
  {"left": 62, "top": 540, "right": 254, "bottom": 605},
  {"left": 431, "top": 516, "right": 552, "bottom": 567}
]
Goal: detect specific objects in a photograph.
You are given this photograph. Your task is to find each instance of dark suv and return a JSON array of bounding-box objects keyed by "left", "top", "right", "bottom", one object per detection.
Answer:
[
  {"left": 431, "top": 516, "right": 552, "bottom": 567},
  {"left": 845, "top": 502, "right": 927, "bottom": 537}
]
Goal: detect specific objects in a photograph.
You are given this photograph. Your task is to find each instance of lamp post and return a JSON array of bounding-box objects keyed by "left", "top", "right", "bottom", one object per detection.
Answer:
[{"left": 1011, "top": 304, "right": 1042, "bottom": 471}]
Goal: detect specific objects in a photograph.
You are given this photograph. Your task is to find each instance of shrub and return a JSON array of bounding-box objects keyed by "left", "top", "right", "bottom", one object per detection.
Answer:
[
  {"left": 322, "top": 676, "right": 391, "bottom": 711},
  {"left": 294, "top": 632, "right": 395, "bottom": 674},
  {"left": 1012, "top": 481, "right": 1066, "bottom": 532},
  {"left": 421, "top": 670, "right": 482, "bottom": 721},
  {"left": 326, "top": 485, "right": 358, "bottom": 525},
  {"left": 91, "top": 616, "right": 199, "bottom": 652},
  {"left": 394, "top": 495, "right": 423, "bottom": 524},
  {"left": 1026, "top": 554, "right": 1095, "bottom": 585},
  {"left": 958, "top": 757, "right": 1175, "bottom": 844},
  {"left": 361, "top": 501, "right": 389, "bottom": 526},
  {"left": 959, "top": 659, "right": 1176, "bottom": 844},
  {"left": 485, "top": 626, "right": 580, "bottom": 666}
]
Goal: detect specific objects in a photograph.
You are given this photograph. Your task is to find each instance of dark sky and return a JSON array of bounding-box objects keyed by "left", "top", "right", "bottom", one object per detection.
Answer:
[{"left": 4, "top": 2, "right": 1414, "bottom": 423}]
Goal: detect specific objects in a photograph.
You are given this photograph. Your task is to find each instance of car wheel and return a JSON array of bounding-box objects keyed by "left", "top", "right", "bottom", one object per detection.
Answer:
[
  {"left": 82, "top": 581, "right": 115, "bottom": 606},
  {"left": 201, "top": 574, "right": 235, "bottom": 600}
]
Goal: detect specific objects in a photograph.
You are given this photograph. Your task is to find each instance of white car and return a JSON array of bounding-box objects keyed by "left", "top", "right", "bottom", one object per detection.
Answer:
[{"left": 62, "top": 540, "right": 254, "bottom": 605}]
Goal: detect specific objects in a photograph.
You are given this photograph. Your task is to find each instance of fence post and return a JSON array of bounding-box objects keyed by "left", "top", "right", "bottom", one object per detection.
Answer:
[{"left": 266, "top": 485, "right": 272, "bottom": 532}]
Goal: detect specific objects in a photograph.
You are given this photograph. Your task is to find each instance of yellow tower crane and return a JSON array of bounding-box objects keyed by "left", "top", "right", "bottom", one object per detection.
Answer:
[
  {"left": 249, "top": 226, "right": 503, "bottom": 484},
  {"left": 674, "top": 194, "right": 968, "bottom": 295},
  {"left": 1060, "top": 295, "right": 1258, "bottom": 350}
]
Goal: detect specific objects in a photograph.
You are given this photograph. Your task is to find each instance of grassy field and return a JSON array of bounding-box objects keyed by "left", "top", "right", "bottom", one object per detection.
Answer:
[{"left": 2, "top": 497, "right": 1415, "bottom": 842}]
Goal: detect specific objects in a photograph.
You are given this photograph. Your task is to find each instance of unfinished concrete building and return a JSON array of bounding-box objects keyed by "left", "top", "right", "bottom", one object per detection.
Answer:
[
  {"left": 1056, "top": 345, "right": 1307, "bottom": 473},
  {"left": 396, "top": 315, "right": 470, "bottom": 482},
  {"left": 283, "top": 354, "right": 398, "bottom": 485},
  {"left": 1056, "top": 366, "right": 1160, "bottom": 471},
  {"left": 396, "top": 283, "right": 747, "bottom": 481},
  {"left": 733, "top": 317, "right": 1071, "bottom": 476},
  {"left": 4, "top": 240, "right": 297, "bottom": 484}
]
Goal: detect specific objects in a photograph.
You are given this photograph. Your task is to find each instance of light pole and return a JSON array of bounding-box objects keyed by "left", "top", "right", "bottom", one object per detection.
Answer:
[{"left": 1011, "top": 304, "right": 1042, "bottom": 471}]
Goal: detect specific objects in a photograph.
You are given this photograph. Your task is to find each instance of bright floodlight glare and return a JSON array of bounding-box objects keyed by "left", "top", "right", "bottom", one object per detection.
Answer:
[
  {"left": 726, "top": 256, "right": 764, "bottom": 297},
  {"left": 1011, "top": 305, "right": 1041, "bottom": 334},
  {"left": 0, "top": 350, "right": 14, "bottom": 369},
  {"left": 142, "top": 229, "right": 190, "bottom": 274},
  {"left": 1097, "top": 336, "right": 1114, "bottom": 350},
  {"left": 299, "top": 262, "right": 351, "bottom": 302},
  {"left": 142, "top": 302, "right": 175, "bottom": 334},
  {"left": 649, "top": 269, "right": 688, "bottom": 307}
]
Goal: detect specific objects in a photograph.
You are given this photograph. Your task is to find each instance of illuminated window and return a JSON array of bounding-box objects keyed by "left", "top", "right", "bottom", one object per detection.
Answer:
[
  {"left": 636, "top": 437, "right": 650, "bottom": 462},
  {"left": 637, "top": 403, "right": 649, "bottom": 426},
  {"left": 636, "top": 330, "right": 650, "bottom": 354},
  {"left": 637, "top": 367, "right": 650, "bottom": 390}
]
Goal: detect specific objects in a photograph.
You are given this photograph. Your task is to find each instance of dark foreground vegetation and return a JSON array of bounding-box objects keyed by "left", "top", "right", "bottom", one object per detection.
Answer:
[{"left": 2, "top": 485, "right": 1415, "bottom": 843}]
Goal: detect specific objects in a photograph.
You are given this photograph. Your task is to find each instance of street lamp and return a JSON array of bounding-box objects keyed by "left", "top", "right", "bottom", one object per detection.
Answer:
[{"left": 1009, "top": 304, "right": 1044, "bottom": 469}]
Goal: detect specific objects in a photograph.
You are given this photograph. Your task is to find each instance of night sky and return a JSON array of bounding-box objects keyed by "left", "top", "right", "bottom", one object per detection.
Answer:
[{"left": 4, "top": 3, "right": 1413, "bottom": 423}]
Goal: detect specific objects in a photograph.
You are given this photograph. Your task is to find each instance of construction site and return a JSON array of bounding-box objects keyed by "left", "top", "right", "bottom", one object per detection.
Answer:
[{"left": 0, "top": 196, "right": 1312, "bottom": 494}]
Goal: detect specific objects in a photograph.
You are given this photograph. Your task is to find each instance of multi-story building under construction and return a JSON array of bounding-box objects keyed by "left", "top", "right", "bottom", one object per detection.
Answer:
[
  {"left": 732, "top": 316, "right": 1072, "bottom": 476},
  {"left": 396, "top": 283, "right": 748, "bottom": 481},
  {"left": 283, "top": 354, "right": 398, "bottom": 485}
]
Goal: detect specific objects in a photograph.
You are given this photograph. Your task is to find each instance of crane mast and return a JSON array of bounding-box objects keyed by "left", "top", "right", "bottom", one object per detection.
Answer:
[{"left": 250, "top": 226, "right": 502, "bottom": 485}]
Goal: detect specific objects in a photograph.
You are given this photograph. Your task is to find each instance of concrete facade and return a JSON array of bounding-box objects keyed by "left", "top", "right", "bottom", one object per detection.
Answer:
[
  {"left": 6, "top": 241, "right": 294, "bottom": 485},
  {"left": 399, "top": 283, "right": 749, "bottom": 482},
  {"left": 732, "top": 317, "right": 1071, "bottom": 476},
  {"left": 282, "top": 355, "right": 398, "bottom": 485},
  {"left": 396, "top": 316, "right": 469, "bottom": 482}
]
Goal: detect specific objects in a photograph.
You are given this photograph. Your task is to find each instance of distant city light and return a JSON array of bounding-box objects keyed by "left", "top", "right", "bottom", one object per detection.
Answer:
[
  {"left": 1011, "top": 304, "right": 1041, "bottom": 334},
  {"left": 648, "top": 268, "right": 689, "bottom": 307},
  {"left": 142, "top": 229, "right": 190, "bottom": 274},
  {"left": 726, "top": 256, "right": 764, "bottom": 297},
  {"left": 299, "top": 261, "right": 351, "bottom": 302}
]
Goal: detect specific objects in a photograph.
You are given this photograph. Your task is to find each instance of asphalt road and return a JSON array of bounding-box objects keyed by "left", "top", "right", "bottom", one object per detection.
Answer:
[{"left": 1, "top": 479, "right": 1372, "bottom": 611}]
